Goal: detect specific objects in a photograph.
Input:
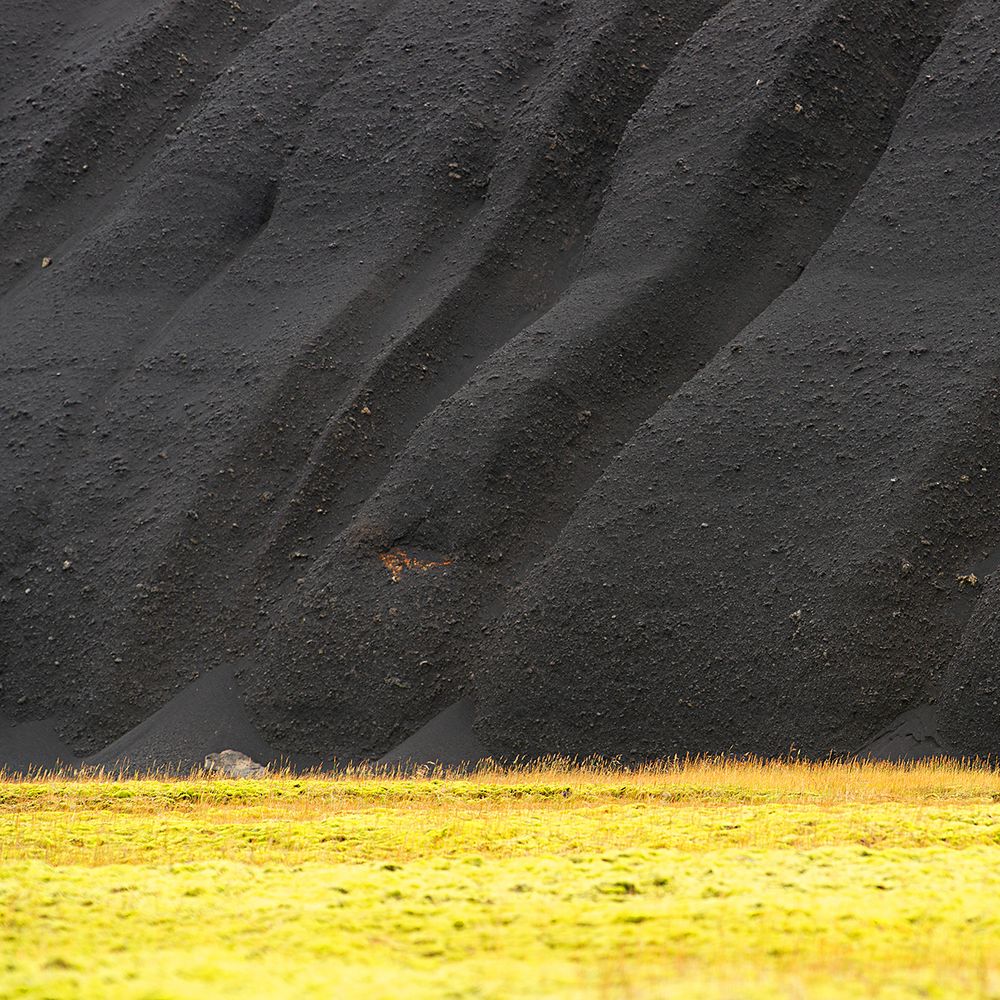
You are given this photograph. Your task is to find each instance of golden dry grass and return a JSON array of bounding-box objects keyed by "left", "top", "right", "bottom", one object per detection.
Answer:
[{"left": 2, "top": 756, "right": 1000, "bottom": 998}]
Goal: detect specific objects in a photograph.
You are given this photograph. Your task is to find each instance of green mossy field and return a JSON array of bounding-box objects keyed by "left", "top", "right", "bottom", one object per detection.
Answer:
[{"left": 3, "top": 759, "right": 1000, "bottom": 998}]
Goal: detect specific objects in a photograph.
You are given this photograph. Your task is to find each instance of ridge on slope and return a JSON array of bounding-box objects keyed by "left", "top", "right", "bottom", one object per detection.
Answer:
[
  {"left": 2, "top": 0, "right": 992, "bottom": 767},
  {"left": 245, "top": 0, "right": 960, "bottom": 756},
  {"left": 473, "top": 0, "right": 998, "bottom": 759}
]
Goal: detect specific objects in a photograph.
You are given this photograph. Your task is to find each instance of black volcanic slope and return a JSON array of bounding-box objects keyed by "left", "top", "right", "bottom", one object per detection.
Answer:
[{"left": 2, "top": 0, "right": 998, "bottom": 768}]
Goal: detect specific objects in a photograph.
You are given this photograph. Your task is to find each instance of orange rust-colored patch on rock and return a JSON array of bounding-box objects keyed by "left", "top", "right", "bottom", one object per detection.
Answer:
[{"left": 379, "top": 548, "right": 454, "bottom": 583}]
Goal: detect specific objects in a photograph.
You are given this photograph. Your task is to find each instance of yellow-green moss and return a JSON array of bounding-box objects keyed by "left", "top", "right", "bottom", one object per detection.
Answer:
[{"left": 2, "top": 759, "right": 1000, "bottom": 998}]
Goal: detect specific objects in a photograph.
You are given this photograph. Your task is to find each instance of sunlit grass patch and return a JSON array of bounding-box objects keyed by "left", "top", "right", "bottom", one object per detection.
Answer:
[{"left": 2, "top": 757, "right": 1000, "bottom": 998}]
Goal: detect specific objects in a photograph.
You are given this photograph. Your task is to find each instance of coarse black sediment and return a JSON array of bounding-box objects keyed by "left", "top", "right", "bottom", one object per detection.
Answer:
[{"left": 3, "top": 0, "right": 997, "bottom": 770}]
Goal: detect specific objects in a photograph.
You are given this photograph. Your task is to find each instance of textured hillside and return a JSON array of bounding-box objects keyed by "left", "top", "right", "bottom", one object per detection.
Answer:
[{"left": 1, "top": 0, "right": 996, "bottom": 767}]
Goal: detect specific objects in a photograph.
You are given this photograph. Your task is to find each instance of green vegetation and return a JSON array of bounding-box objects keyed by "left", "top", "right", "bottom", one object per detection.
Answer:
[{"left": 3, "top": 758, "right": 1000, "bottom": 998}]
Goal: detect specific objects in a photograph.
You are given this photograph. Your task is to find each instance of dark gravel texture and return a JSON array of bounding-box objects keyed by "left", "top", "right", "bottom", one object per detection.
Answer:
[{"left": 2, "top": 0, "right": 996, "bottom": 766}]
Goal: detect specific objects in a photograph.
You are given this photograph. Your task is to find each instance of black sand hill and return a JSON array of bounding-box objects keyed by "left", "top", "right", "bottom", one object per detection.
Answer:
[{"left": 1, "top": 0, "right": 997, "bottom": 770}]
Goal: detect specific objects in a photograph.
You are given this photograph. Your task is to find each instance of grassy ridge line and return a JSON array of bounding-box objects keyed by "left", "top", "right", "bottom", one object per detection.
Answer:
[
  {"left": 4, "top": 755, "right": 1000, "bottom": 803},
  {"left": 3, "top": 759, "right": 1000, "bottom": 867}
]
